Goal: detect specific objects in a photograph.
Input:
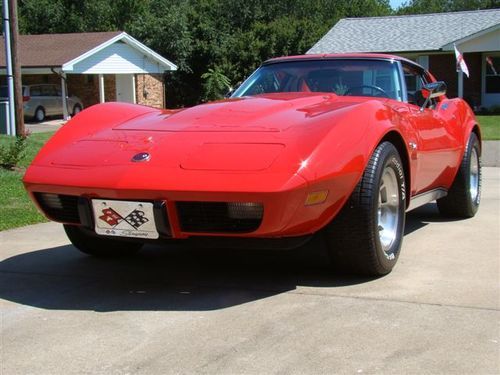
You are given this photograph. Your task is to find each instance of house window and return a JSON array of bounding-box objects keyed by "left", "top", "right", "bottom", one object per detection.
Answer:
[{"left": 485, "top": 56, "right": 500, "bottom": 94}]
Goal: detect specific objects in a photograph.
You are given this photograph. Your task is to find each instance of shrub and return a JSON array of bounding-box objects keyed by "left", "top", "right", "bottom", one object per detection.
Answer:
[{"left": 0, "top": 133, "right": 29, "bottom": 170}]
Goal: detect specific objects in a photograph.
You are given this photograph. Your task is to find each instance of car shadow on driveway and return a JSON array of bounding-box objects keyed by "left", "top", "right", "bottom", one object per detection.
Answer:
[{"left": 0, "top": 203, "right": 445, "bottom": 312}]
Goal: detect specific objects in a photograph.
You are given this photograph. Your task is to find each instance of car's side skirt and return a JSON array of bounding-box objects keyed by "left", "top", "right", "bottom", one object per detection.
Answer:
[{"left": 407, "top": 188, "right": 448, "bottom": 211}]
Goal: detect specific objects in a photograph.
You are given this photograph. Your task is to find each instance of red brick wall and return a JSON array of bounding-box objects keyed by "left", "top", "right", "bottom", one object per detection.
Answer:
[
  {"left": 463, "top": 52, "right": 482, "bottom": 108},
  {"left": 135, "top": 74, "right": 165, "bottom": 108},
  {"left": 429, "top": 54, "right": 458, "bottom": 97},
  {"left": 67, "top": 74, "right": 116, "bottom": 109},
  {"left": 21, "top": 74, "right": 60, "bottom": 85},
  {"left": 429, "top": 52, "right": 482, "bottom": 107}
]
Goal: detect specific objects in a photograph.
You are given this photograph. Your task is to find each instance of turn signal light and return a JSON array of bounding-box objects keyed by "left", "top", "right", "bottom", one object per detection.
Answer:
[{"left": 305, "top": 190, "right": 329, "bottom": 206}]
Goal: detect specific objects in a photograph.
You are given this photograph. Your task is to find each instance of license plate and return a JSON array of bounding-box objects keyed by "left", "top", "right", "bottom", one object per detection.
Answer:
[{"left": 91, "top": 199, "right": 159, "bottom": 239}]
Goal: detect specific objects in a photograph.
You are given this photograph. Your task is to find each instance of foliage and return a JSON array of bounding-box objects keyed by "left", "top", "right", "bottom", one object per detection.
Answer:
[
  {"left": 0, "top": 134, "right": 29, "bottom": 170},
  {"left": 396, "top": 0, "right": 498, "bottom": 13},
  {"left": 201, "top": 67, "right": 232, "bottom": 101},
  {"left": 10, "top": 0, "right": 497, "bottom": 107}
]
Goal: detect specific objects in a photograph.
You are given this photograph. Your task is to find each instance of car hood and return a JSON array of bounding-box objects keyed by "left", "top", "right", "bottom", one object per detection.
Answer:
[
  {"left": 114, "top": 93, "right": 360, "bottom": 133},
  {"left": 39, "top": 93, "right": 376, "bottom": 174}
]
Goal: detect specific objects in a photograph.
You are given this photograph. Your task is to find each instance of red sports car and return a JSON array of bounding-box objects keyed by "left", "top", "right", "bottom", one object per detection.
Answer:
[{"left": 23, "top": 54, "right": 481, "bottom": 276}]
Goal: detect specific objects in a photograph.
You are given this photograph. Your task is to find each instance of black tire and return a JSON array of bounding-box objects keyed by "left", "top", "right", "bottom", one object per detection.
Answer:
[
  {"left": 64, "top": 224, "right": 143, "bottom": 257},
  {"left": 326, "top": 142, "right": 406, "bottom": 276},
  {"left": 437, "top": 133, "right": 481, "bottom": 218},
  {"left": 34, "top": 106, "right": 45, "bottom": 122},
  {"left": 72, "top": 104, "right": 82, "bottom": 117}
]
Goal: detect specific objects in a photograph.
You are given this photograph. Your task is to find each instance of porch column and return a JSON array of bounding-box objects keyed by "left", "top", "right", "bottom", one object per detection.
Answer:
[
  {"left": 458, "top": 71, "right": 464, "bottom": 98},
  {"left": 61, "top": 73, "right": 69, "bottom": 120},
  {"left": 99, "top": 74, "right": 105, "bottom": 103}
]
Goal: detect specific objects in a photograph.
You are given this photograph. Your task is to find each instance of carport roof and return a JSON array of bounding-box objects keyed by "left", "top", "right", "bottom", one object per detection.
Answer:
[{"left": 0, "top": 31, "right": 177, "bottom": 72}]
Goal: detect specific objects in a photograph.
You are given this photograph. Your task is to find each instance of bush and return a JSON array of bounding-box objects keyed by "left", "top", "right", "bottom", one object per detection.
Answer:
[{"left": 0, "top": 134, "right": 29, "bottom": 170}]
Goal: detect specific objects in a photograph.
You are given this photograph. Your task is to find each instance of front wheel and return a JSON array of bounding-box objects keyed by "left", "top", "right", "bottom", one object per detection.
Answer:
[
  {"left": 64, "top": 225, "right": 143, "bottom": 257},
  {"left": 437, "top": 132, "right": 481, "bottom": 218},
  {"left": 326, "top": 142, "right": 406, "bottom": 276}
]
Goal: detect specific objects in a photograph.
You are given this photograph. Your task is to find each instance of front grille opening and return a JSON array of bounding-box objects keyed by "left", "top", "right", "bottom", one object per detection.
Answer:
[
  {"left": 34, "top": 193, "right": 80, "bottom": 224},
  {"left": 176, "top": 202, "right": 263, "bottom": 233}
]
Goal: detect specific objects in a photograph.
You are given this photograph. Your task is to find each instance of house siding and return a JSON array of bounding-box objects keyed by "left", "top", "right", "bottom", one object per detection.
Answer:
[{"left": 68, "top": 43, "right": 167, "bottom": 74}]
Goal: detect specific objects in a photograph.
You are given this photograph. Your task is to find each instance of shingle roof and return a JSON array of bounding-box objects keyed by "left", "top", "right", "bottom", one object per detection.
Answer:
[
  {"left": 0, "top": 31, "right": 122, "bottom": 68},
  {"left": 308, "top": 9, "right": 500, "bottom": 54}
]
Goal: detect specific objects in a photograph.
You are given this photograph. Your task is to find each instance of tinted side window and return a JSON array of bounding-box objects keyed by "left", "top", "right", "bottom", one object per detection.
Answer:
[
  {"left": 30, "top": 86, "right": 42, "bottom": 96},
  {"left": 41, "top": 86, "right": 57, "bottom": 96}
]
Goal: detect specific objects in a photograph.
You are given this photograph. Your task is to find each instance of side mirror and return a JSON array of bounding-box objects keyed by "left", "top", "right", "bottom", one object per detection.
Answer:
[{"left": 420, "top": 81, "right": 446, "bottom": 111}]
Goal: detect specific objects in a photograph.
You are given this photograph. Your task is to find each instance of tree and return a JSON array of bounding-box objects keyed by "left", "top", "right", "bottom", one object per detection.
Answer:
[
  {"left": 396, "top": 0, "right": 499, "bottom": 14},
  {"left": 201, "top": 67, "right": 231, "bottom": 101},
  {"left": 12, "top": 0, "right": 399, "bottom": 107}
]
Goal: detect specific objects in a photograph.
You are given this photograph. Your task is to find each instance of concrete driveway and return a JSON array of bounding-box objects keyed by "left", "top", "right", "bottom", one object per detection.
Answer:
[{"left": 1, "top": 168, "right": 499, "bottom": 374}]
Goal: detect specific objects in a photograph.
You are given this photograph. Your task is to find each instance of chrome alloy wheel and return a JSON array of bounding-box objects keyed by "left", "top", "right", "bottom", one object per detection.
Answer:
[
  {"left": 469, "top": 147, "right": 480, "bottom": 202},
  {"left": 377, "top": 167, "right": 400, "bottom": 254}
]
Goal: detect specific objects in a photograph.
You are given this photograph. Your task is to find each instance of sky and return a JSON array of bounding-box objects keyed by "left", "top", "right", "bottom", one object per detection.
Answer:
[{"left": 390, "top": 0, "right": 406, "bottom": 9}]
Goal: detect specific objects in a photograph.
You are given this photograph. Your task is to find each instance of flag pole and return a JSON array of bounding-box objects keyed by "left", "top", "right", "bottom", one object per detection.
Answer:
[{"left": 458, "top": 71, "right": 464, "bottom": 98}]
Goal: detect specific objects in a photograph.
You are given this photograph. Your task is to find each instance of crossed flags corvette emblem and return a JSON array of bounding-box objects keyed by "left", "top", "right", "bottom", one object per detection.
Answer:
[
  {"left": 99, "top": 207, "right": 149, "bottom": 229},
  {"left": 92, "top": 199, "right": 159, "bottom": 239}
]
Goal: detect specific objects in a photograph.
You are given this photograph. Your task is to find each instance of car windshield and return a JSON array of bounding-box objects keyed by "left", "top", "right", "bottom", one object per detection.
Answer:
[{"left": 232, "top": 59, "right": 403, "bottom": 101}]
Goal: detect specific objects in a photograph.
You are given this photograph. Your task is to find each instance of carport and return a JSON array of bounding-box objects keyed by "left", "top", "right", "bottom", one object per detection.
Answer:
[{"left": 0, "top": 31, "right": 177, "bottom": 131}]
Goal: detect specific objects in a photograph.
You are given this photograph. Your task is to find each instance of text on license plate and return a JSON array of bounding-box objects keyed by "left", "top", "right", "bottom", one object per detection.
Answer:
[{"left": 91, "top": 199, "right": 159, "bottom": 239}]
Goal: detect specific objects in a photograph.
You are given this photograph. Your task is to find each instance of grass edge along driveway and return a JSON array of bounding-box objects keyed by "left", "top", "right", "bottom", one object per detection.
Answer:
[{"left": 0, "top": 131, "right": 54, "bottom": 231}]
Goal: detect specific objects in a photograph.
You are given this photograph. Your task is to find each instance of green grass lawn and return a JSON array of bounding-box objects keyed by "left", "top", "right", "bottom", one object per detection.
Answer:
[
  {"left": 0, "top": 131, "right": 54, "bottom": 231},
  {"left": 477, "top": 115, "right": 500, "bottom": 140},
  {"left": 0, "top": 115, "right": 498, "bottom": 231}
]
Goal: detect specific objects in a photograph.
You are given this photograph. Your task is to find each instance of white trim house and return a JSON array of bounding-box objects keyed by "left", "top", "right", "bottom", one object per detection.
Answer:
[{"left": 1, "top": 31, "right": 177, "bottom": 119}]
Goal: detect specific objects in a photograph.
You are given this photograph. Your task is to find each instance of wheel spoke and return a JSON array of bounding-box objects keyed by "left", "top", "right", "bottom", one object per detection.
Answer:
[{"left": 377, "top": 166, "right": 400, "bottom": 253}]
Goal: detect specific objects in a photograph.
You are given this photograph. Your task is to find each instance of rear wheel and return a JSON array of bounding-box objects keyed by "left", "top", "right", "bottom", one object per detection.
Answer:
[
  {"left": 64, "top": 224, "right": 143, "bottom": 257},
  {"left": 437, "top": 132, "right": 481, "bottom": 218},
  {"left": 72, "top": 104, "right": 82, "bottom": 117},
  {"left": 326, "top": 142, "right": 406, "bottom": 276}
]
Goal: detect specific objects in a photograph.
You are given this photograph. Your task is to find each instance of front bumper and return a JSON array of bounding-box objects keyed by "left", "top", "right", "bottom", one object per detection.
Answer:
[{"left": 24, "top": 164, "right": 357, "bottom": 239}]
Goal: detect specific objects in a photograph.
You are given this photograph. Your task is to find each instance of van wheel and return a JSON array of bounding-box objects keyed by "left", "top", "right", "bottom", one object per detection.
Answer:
[
  {"left": 72, "top": 104, "right": 82, "bottom": 116},
  {"left": 34, "top": 107, "right": 45, "bottom": 122}
]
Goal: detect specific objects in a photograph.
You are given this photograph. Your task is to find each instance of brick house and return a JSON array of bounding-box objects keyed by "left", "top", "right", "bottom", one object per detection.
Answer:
[
  {"left": 308, "top": 9, "right": 500, "bottom": 109},
  {"left": 0, "top": 31, "right": 177, "bottom": 118}
]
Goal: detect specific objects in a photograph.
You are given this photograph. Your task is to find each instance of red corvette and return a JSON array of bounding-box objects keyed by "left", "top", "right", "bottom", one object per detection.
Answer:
[{"left": 23, "top": 54, "right": 481, "bottom": 276}]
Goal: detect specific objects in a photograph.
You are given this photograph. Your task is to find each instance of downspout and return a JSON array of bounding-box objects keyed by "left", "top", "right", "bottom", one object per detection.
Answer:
[{"left": 2, "top": 0, "right": 15, "bottom": 135}]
